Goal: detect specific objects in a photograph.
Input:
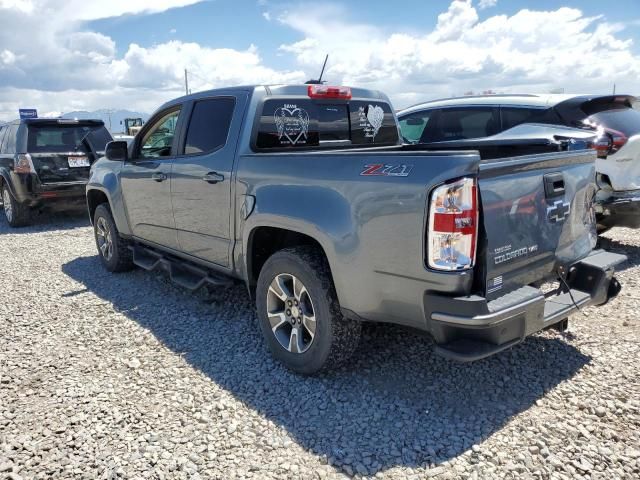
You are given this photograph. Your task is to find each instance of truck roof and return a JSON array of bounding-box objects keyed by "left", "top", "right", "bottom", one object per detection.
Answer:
[{"left": 156, "top": 84, "right": 391, "bottom": 112}]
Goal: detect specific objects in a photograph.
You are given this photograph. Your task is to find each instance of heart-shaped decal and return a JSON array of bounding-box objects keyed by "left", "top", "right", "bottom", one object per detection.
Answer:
[
  {"left": 366, "top": 105, "right": 384, "bottom": 139},
  {"left": 274, "top": 106, "right": 310, "bottom": 145}
]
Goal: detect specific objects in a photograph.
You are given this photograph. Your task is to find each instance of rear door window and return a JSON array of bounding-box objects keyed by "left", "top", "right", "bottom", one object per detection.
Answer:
[
  {"left": 183, "top": 97, "right": 235, "bottom": 155},
  {"left": 0, "top": 126, "right": 6, "bottom": 153},
  {"left": 501, "top": 107, "right": 562, "bottom": 130},
  {"left": 4, "top": 125, "right": 17, "bottom": 154},
  {"left": 423, "top": 107, "right": 499, "bottom": 142},
  {"left": 255, "top": 99, "right": 397, "bottom": 150},
  {"left": 588, "top": 108, "right": 640, "bottom": 137}
]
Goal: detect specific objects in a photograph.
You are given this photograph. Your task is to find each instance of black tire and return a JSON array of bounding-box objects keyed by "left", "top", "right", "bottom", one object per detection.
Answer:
[
  {"left": 1, "top": 184, "right": 31, "bottom": 227},
  {"left": 93, "top": 203, "right": 134, "bottom": 272},
  {"left": 256, "top": 246, "right": 361, "bottom": 375}
]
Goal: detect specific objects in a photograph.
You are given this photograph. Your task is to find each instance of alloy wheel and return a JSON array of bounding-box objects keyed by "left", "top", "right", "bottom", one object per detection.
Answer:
[
  {"left": 266, "top": 273, "right": 317, "bottom": 354},
  {"left": 95, "top": 216, "right": 114, "bottom": 261},
  {"left": 2, "top": 189, "right": 13, "bottom": 223}
]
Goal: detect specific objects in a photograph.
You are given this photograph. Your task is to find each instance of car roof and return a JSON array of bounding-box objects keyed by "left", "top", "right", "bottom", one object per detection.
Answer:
[
  {"left": 398, "top": 94, "right": 583, "bottom": 115},
  {"left": 3, "top": 118, "right": 105, "bottom": 126}
]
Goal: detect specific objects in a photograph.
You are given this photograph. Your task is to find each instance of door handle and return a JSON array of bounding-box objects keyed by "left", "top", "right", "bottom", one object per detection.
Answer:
[
  {"left": 202, "top": 172, "right": 224, "bottom": 184},
  {"left": 152, "top": 172, "right": 168, "bottom": 182}
]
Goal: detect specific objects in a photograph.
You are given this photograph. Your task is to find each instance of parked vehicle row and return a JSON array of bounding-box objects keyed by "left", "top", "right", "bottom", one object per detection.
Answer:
[
  {"left": 397, "top": 94, "right": 640, "bottom": 231},
  {"left": 84, "top": 84, "right": 625, "bottom": 374}
]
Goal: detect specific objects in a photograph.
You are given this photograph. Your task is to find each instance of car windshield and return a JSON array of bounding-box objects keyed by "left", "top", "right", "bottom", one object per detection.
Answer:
[
  {"left": 587, "top": 108, "right": 640, "bottom": 137},
  {"left": 27, "top": 124, "right": 112, "bottom": 153}
]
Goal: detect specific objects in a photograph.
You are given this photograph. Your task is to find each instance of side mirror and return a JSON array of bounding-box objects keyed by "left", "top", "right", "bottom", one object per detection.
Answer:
[{"left": 105, "top": 141, "right": 128, "bottom": 161}]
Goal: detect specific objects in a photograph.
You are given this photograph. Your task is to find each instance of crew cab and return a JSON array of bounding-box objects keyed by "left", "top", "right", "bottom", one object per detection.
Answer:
[
  {"left": 86, "top": 85, "right": 625, "bottom": 374},
  {"left": 0, "top": 118, "right": 112, "bottom": 226},
  {"left": 398, "top": 94, "right": 640, "bottom": 231}
]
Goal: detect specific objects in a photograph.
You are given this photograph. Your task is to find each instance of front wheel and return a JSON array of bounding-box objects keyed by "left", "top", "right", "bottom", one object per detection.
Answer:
[
  {"left": 256, "top": 246, "right": 361, "bottom": 375},
  {"left": 93, "top": 204, "right": 134, "bottom": 272},
  {"left": 1, "top": 185, "right": 31, "bottom": 227}
]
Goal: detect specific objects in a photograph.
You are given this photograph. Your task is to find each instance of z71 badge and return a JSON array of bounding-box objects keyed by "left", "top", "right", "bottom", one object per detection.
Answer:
[{"left": 360, "top": 164, "right": 413, "bottom": 177}]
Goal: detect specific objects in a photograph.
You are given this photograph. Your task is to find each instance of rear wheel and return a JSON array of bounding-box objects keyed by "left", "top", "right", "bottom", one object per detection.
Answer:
[
  {"left": 93, "top": 204, "right": 134, "bottom": 272},
  {"left": 256, "top": 246, "right": 361, "bottom": 375},
  {"left": 1, "top": 184, "right": 31, "bottom": 227}
]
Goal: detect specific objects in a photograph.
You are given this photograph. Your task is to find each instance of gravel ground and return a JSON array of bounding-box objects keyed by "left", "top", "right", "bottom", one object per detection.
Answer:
[{"left": 1, "top": 213, "right": 639, "bottom": 480}]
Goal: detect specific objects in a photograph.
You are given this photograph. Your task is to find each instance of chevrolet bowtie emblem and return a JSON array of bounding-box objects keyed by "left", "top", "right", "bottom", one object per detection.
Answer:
[{"left": 547, "top": 199, "right": 571, "bottom": 223}]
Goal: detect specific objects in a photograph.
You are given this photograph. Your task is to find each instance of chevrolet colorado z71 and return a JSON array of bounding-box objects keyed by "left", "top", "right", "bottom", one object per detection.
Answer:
[{"left": 86, "top": 85, "right": 625, "bottom": 374}]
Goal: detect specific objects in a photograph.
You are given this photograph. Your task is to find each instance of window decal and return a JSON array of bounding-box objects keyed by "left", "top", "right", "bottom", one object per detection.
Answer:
[
  {"left": 358, "top": 104, "right": 384, "bottom": 140},
  {"left": 274, "top": 104, "right": 310, "bottom": 146}
]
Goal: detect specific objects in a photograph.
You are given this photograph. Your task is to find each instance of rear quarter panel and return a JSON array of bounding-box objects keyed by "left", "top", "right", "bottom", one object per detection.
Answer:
[{"left": 236, "top": 150, "right": 481, "bottom": 329}]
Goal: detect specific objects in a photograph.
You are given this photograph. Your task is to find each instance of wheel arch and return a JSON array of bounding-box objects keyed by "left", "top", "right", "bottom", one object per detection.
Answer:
[
  {"left": 245, "top": 225, "right": 334, "bottom": 299},
  {"left": 86, "top": 188, "right": 110, "bottom": 225}
]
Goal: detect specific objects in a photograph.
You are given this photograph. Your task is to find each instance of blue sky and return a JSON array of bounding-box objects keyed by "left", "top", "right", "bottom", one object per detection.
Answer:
[
  {"left": 0, "top": 0, "right": 639, "bottom": 119},
  {"left": 90, "top": 0, "right": 640, "bottom": 66}
]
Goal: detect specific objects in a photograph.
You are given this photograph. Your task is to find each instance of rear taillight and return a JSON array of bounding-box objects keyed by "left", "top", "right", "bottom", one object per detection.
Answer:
[
  {"left": 594, "top": 127, "right": 628, "bottom": 159},
  {"left": 427, "top": 177, "right": 478, "bottom": 271},
  {"left": 307, "top": 85, "right": 352, "bottom": 100},
  {"left": 14, "top": 153, "right": 35, "bottom": 174}
]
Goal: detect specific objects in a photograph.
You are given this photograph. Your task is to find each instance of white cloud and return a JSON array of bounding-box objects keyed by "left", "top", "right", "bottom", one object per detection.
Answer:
[
  {"left": 478, "top": 0, "right": 497, "bottom": 10},
  {"left": 263, "top": 11, "right": 271, "bottom": 21},
  {"left": 277, "top": 0, "right": 640, "bottom": 107},
  {"left": 0, "top": 0, "right": 303, "bottom": 119},
  {"left": 0, "top": 0, "right": 639, "bottom": 120}
]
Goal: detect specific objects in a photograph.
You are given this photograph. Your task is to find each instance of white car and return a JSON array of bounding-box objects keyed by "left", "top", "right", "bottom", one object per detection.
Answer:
[{"left": 398, "top": 94, "right": 640, "bottom": 231}]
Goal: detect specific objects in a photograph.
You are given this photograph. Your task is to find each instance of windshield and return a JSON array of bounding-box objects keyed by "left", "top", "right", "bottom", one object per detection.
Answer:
[
  {"left": 27, "top": 124, "right": 112, "bottom": 153},
  {"left": 587, "top": 108, "right": 640, "bottom": 137}
]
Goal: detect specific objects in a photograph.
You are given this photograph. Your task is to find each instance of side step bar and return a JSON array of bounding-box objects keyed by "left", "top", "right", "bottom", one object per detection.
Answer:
[{"left": 131, "top": 244, "right": 233, "bottom": 292}]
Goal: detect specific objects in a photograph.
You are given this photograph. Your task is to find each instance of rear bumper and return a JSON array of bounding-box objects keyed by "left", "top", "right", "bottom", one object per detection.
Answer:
[
  {"left": 17, "top": 178, "right": 87, "bottom": 209},
  {"left": 426, "top": 250, "right": 626, "bottom": 362},
  {"left": 595, "top": 189, "right": 640, "bottom": 229}
]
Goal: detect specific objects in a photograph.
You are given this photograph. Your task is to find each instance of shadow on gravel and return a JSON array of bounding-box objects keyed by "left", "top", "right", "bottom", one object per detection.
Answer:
[
  {"left": 597, "top": 235, "right": 640, "bottom": 273},
  {"left": 63, "top": 255, "right": 591, "bottom": 476},
  {"left": 0, "top": 210, "right": 89, "bottom": 235}
]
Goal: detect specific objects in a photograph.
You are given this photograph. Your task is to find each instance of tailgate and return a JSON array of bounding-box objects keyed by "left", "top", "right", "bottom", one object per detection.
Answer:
[
  {"left": 31, "top": 152, "right": 92, "bottom": 184},
  {"left": 478, "top": 150, "right": 598, "bottom": 299}
]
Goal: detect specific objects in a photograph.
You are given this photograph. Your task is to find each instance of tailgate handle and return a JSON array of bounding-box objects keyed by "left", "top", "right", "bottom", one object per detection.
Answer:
[{"left": 544, "top": 173, "right": 565, "bottom": 198}]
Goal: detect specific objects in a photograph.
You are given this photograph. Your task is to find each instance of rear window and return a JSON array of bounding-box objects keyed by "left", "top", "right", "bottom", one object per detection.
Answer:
[
  {"left": 588, "top": 108, "right": 640, "bottom": 137},
  {"left": 501, "top": 107, "right": 563, "bottom": 130},
  {"left": 27, "top": 124, "right": 112, "bottom": 153},
  {"left": 255, "top": 99, "right": 398, "bottom": 150}
]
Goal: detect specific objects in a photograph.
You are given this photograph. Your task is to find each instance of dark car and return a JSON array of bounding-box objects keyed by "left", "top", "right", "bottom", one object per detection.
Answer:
[
  {"left": 397, "top": 94, "right": 640, "bottom": 230},
  {"left": 0, "top": 118, "right": 112, "bottom": 226}
]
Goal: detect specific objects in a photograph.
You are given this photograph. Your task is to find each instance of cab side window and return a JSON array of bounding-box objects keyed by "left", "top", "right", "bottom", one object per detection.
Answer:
[
  {"left": 138, "top": 109, "right": 181, "bottom": 159},
  {"left": 183, "top": 98, "right": 235, "bottom": 155}
]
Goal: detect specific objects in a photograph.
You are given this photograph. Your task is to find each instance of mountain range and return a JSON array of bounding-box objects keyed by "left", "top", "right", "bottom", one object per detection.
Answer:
[{"left": 61, "top": 109, "right": 150, "bottom": 134}]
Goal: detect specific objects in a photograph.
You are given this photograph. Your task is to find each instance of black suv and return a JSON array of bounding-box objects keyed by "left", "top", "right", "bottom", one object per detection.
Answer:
[{"left": 0, "top": 118, "right": 112, "bottom": 227}]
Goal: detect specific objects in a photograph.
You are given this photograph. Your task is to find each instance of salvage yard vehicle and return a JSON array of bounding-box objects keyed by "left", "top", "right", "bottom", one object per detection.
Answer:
[
  {"left": 86, "top": 85, "right": 625, "bottom": 374},
  {"left": 398, "top": 94, "right": 640, "bottom": 231},
  {"left": 0, "top": 118, "right": 112, "bottom": 227}
]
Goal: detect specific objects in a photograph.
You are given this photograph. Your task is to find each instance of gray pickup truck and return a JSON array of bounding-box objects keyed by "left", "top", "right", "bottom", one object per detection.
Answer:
[{"left": 86, "top": 84, "right": 625, "bottom": 374}]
